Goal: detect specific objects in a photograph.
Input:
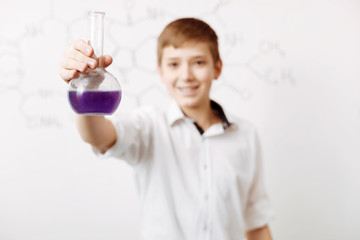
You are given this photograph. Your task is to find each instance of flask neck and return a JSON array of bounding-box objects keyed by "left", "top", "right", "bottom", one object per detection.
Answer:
[{"left": 88, "top": 11, "right": 105, "bottom": 68}]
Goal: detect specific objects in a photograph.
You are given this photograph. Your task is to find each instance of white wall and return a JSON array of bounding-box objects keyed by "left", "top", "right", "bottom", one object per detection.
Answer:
[{"left": 1, "top": 0, "right": 360, "bottom": 239}]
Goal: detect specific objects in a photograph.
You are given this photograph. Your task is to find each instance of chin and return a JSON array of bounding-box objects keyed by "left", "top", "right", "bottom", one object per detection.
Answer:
[{"left": 177, "top": 97, "right": 202, "bottom": 109}]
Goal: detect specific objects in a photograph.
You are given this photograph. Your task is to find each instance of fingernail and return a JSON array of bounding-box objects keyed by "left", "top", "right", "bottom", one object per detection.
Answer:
[
  {"left": 88, "top": 60, "right": 96, "bottom": 68},
  {"left": 87, "top": 47, "right": 92, "bottom": 56}
]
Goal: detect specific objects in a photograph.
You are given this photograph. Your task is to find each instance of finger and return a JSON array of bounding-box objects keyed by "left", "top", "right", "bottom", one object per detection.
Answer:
[
  {"left": 59, "top": 68, "right": 78, "bottom": 82},
  {"left": 101, "top": 55, "right": 113, "bottom": 68},
  {"left": 69, "top": 48, "right": 98, "bottom": 69},
  {"left": 72, "top": 39, "right": 93, "bottom": 57},
  {"left": 61, "top": 58, "right": 88, "bottom": 73}
]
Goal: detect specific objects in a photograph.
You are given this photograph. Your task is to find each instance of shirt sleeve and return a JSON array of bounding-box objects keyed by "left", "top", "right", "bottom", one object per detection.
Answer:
[
  {"left": 243, "top": 128, "right": 275, "bottom": 231},
  {"left": 94, "top": 107, "right": 154, "bottom": 166}
]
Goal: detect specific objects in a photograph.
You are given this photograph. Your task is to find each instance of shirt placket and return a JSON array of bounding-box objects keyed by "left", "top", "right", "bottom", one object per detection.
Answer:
[{"left": 199, "top": 136, "right": 212, "bottom": 240}]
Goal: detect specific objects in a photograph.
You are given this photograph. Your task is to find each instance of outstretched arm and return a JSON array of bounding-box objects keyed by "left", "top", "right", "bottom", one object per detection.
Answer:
[
  {"left": 75, "top": 115, "right": 117, "bottom": 154},
  {"left": 246, "top": 225, "right": 272, "bottom": 240}
]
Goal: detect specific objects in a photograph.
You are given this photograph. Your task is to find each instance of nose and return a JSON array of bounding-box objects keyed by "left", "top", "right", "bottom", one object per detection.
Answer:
[{"left": 179, "top": 63, "right": 194, "bottom": 81}]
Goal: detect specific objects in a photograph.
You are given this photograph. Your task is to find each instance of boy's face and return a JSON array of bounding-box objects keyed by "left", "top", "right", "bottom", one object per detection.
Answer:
[{"left": 158, "top": 42, "right": 222, "bottom": 110}]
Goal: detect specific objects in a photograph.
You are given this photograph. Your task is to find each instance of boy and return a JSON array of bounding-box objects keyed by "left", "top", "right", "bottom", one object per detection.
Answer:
[{"left": 60, "top": 18, "right": 274, "bottom": 240}]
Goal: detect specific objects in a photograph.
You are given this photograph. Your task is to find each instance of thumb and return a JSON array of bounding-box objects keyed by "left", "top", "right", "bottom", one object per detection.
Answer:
[{"left": 100, "top": 55, "right": 113, "bottom": 68}]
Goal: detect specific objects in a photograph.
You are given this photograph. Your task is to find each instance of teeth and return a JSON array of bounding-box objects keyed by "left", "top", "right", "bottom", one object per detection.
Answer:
[
  {"left": 180, "top": 87, "right": 194, "bottom": 91},
  {"left": 179, "top": 86, "right": 197, "bottom": 90}
]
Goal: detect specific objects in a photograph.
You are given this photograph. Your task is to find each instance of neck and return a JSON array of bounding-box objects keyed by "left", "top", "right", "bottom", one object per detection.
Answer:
[{"left": 180, "top": 100, "right": 222, "bottom": 132}]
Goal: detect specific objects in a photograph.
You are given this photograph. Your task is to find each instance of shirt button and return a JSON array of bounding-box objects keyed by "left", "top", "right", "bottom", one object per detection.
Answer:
[
  {"left": 204, "top": 164, "right": 207, "bottom": 170},
  {"left": 203, "top": 224, "right": 208, "bottom": 231}
]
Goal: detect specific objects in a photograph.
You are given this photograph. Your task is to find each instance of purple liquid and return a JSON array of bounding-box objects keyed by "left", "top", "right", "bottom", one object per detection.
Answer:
[{"left": 68, "top": 90, "right": 121, "bottom": 115}]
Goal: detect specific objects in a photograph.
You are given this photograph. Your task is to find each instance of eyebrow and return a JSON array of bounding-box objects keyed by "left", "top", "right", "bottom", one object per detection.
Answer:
[
  {"left": 164, "top": 55, "right": 207, "bottom": 61},
  {"left": 164, "top": 57, "right": 180, "bottom": 61}
]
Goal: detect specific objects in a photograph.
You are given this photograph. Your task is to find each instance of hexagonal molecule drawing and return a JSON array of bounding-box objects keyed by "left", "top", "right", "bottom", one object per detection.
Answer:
[{"left": 1, "top": 0, "right": 297, "bottom": 129}]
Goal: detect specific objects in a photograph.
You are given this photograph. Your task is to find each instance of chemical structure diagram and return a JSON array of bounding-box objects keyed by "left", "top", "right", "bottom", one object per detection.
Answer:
[{"left": 0, "top": 0, "right": 297, "bottom": 130}]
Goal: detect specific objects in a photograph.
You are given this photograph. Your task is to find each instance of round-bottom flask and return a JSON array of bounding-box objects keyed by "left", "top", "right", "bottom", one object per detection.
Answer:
[{"left": 68, "top": 68, "right": 121, "bottom": 115}]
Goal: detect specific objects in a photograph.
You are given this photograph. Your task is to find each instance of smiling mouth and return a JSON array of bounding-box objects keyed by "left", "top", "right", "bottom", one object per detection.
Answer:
[{"left": 177, "top": 86, "right": 199, "bottom": 95}]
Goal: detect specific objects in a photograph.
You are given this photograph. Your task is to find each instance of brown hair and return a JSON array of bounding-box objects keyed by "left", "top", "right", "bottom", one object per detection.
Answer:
[{"left": 157, "top": 18, "right": 220, "bottom": 65}]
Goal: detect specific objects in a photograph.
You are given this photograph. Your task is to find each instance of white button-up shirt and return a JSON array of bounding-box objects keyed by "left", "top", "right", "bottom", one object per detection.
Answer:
[{"left": 99, "top": 101, "right": 274, "bottom": 240}]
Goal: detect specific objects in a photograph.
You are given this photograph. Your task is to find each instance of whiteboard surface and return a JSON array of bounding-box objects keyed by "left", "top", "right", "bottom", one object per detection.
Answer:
[{"left": 1, "top": 0, "right": 360, "bottom": 239}]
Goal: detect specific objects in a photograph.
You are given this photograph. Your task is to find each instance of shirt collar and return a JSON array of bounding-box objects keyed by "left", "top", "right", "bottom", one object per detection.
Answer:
[
  {"left": 167, "top": 100, "right": 186, "bottom": 126},
  {"left": 167, "top": 100, "right": 232, "bottom": 130},
  {"left": 210, "top": 100, "right": 231, "bottom": 130}
]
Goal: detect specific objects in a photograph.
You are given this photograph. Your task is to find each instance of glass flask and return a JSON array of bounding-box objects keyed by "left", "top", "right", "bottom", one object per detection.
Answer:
[{"left": 68, "top": 11, "right": 121, "bottom": 115}]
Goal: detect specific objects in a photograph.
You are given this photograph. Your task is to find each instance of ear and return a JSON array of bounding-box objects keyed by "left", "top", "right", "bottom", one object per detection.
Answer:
[{"left": 214, "top": 59, "right": 223, "bottom": 80}]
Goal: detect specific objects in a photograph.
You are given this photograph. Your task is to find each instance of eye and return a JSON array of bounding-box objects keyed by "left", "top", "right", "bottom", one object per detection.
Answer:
[
  {"left": 195, "top": 60, "right": 205, "bottom": 66},
  {"left": 167, "top": 62, "right": 178, "bottom": 68}
]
